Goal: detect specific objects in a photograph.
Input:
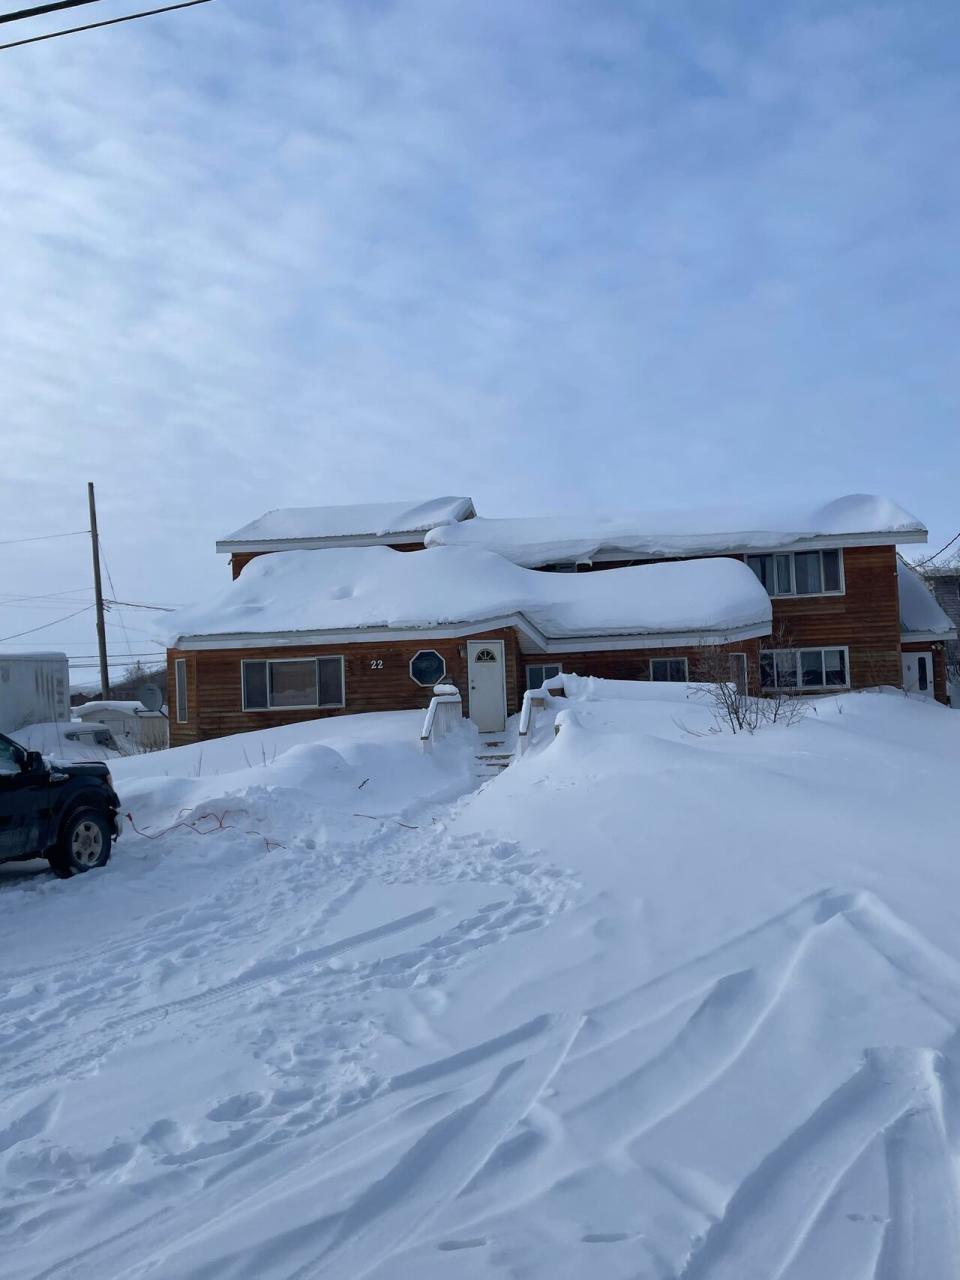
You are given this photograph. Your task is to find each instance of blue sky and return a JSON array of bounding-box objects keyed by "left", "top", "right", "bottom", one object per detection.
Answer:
[{"left": 1, "top": 0, "right": 958, "bottom": 676}]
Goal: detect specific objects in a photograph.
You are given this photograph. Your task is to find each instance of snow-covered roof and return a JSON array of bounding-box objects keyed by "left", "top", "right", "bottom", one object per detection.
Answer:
[
  {"left": 166, "top": 546, "right": 772, "bottom": 653},
  {"left": 898, "top": 560, "right": 958, "bottom": 640},
  {"left": 217, "top": 497, "right": 476, "bottom": 551},
  {"left": 75, "top": 700, "right": 159, "bottom": 717},
  {"left": 424, "top": 495, "right": 926, "bottom": 566}
]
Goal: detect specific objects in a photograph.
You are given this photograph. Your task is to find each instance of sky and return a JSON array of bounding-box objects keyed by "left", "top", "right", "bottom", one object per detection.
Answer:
[{"left": 1, "top": 0, "right": 958, "bottom": 681}]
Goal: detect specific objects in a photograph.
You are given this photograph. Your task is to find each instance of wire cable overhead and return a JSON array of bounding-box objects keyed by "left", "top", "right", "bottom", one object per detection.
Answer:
[{"left": 0, "top": 0, "right": 212, "bottom": 50}]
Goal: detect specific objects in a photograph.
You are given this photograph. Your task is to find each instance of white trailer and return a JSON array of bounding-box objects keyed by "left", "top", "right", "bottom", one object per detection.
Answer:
[{"left": 0, "top": 652, "right": 70, "bottom": 735}]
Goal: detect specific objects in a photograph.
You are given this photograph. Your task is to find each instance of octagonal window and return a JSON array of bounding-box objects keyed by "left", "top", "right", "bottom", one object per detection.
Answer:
[{"left": 410, "top": 649, "right": 446, "bottom": 687}]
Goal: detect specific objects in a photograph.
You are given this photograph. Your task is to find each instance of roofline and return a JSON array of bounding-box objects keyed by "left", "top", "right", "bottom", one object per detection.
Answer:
[
  {"left": 901, "top": 630, "right": 959, "bottom": 643},
  {"left": 554, "top": 531, "right": 928, "bottom": 563},
  {"left": 169, "top": 614, "right": 773, "bottom": 655},
  {"left": 217, "top": 499, "right": 478, "bottom": 554},
  {"left": 216, "top": 531, "right": 428, "bottom": 555}
]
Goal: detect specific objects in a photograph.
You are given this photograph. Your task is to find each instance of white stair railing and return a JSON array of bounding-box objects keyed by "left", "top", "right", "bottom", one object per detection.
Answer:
[
  {"left": 420, "top": 684, "right": 463, "bottom": 753},
  {"left": 517, "top": 675, "right": 566, "bottom": 757}
]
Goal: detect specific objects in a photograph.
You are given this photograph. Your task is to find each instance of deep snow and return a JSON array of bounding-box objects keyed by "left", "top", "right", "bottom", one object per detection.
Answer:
[
  {"left": 424, "top": 494, "right": 925, "bottom": 565},
  {"left": 2, "top": 687, "right": 960, "bottom": 1279},
  {"left": 165, "top": 544, "right": 771, "bottom": 646}
]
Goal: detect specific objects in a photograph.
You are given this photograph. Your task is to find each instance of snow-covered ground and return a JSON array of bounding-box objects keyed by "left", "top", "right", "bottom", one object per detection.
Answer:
[{"left": 2, "top": 686, "right": 960, "bottom": 1279}]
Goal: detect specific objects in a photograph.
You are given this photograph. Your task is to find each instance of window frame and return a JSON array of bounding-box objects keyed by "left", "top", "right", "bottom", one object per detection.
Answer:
[
  {"left": 746, "top": 548, "right": 845, "bottom": 599},
  {"left": 409, "top": 649, "right": 447, "bottom": 688},
  {"left": 175, "top": 657, "right": 188, "bottom": 724},
  {"left": 650, "top": 656, "right": 689, "bottom": 683},
  {"left": 526, "top": 663, "right": 563, "bottom": 691},
  {"left": 729, "top": 652, "right": 748, "bottom": 694},
  {"left": 241, "top": 656, "right": 345, "bottom": 712},
  {"left": 759, "top": 645, "right": 850, "bottom": 692}
]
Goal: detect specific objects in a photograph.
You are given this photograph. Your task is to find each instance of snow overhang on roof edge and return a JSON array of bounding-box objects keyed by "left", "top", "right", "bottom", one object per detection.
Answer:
[{"left": 169, "top": 614, "right": 774, "bottom": 655}]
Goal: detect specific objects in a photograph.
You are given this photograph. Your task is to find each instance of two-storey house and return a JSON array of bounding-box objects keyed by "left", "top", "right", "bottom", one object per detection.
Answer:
[{"left": 165, "top": 494, "right": 956, "bottom": 746}]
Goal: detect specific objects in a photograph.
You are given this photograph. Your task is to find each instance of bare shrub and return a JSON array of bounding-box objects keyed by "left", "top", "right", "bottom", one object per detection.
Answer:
[{"left": 691, "top": 633, "right": 808, "bottom": 734}]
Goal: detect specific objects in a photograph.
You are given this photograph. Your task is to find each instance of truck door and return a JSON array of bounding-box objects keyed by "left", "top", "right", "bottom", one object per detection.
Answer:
[{"left": 0, "top": 737, "right": 47, "bottom": 859}]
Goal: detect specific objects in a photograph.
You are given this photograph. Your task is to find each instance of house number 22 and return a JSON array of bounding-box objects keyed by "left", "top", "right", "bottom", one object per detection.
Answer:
[{"left": 370, "top": 659, "right": 384, "bottom": 669}]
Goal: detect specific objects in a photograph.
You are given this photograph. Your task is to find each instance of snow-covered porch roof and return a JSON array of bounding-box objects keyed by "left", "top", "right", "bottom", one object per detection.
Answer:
[
  {"left": 897, "top": 559, "right": 958, "bottom": 643},
  {"left": 166, "top": 546, "right": 773, "bottom": 655}
]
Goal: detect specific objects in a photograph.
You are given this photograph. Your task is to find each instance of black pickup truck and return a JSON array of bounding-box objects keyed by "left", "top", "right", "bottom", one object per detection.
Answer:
[{"left": 0, "top": 731, "right": 122, "bottom": 878}]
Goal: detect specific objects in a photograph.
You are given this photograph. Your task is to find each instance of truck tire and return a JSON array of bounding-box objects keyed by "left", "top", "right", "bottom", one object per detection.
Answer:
[{"left": 49, "top": 810, "right": 113, "bottom": 879}]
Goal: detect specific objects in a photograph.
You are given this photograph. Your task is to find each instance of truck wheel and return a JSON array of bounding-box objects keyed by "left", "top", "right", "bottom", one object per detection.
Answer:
[{"left": 49, "top": 810, "right": 112, "bottom": 879}]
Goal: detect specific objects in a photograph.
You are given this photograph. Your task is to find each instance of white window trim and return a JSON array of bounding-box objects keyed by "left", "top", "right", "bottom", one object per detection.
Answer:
[
  {"left": 526, "top": 662, "right": 563, "bottom": 690},
  {"left": 649, "top": 656, "right": 689, "bottom": 682},
  {"left": 409, "top": 649, "right": 447, "bottom": 687},
  {"left": 175, "top": 658, "right": 188, "bottom": 724},
  {"left": 729, "top": 651, "right": 748, "bottom": 693},
  {"left": 760, "top": 645, "right": 851, "bottom": 691},
  {"left": 241, "top": 656, "right": 346, "bottom": 711},
  {"left": 747, "top": 549, "right": 845, "bottom": 599}
]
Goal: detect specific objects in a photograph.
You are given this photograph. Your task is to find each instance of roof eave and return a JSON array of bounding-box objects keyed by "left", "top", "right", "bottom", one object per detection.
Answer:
[
  {"left": 170, "top": 615, "right": 773, "bottom": 655},
  {"left": 900, "top": 629, "right": 959, "bottom": 643},
  {"left": 216, "top": 531, "right": 428, "bottom": 555}
]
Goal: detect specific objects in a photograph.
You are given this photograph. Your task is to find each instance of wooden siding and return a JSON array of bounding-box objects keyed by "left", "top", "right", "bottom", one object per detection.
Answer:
[
  {"left": 168, "top": 628, "right": 517, "bottom": 747},
  {"left": 550, "top": 546, "right": 904, "bottom": 693},
  {"left": 768, "top": 546, "right": 902, "bottom": 689},
  {"left": 229, "top": 542, "right": 426, "bottom": 580},
  {"left": 520, "top": 639, "right": 765, "bottom": 693}
]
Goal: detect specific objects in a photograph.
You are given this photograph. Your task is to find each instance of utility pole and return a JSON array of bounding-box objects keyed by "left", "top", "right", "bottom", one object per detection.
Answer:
[{"left": 87, "top": 482, "right": 110, "bottom": 699}]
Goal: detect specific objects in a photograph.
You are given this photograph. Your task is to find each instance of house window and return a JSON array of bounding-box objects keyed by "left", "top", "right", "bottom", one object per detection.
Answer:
[
  {"left": 760, "top": 647, "right": 848, "bottom": 691},
  {"left": 409, "top": 650, "right": 446, "bottom": 687},
  {"left": 650, "top": 657, "right": 689, "bottom": 682},
  {"left": 527, "top": 663, "right": 562, "bottom": 690},
  {"left": 175, "top": 658, "right": 188, "bottom": 723},
  {"left": 747, "top": 549, "right": 843, "bottom": 597},
  {"left": 242, "top": 657, "right": 345, "bottom": 710}
]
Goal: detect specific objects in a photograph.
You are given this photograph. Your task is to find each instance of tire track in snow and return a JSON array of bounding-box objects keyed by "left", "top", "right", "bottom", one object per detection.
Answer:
[
  {"left": 300, "top": 1014, "right": 584, "bottom": 1280},
  {"left": 874, "top": 1058, "right": 960, "bottom": 1280},
  {"left": 53, "top": 1016, "right": 574, "bottom": 1280},
  {"left": 678, "top": 1048, "right": 945, "bottom": 1280},
  {"left": 0, "top": 908, "right": 441, "bottom": 1091}
]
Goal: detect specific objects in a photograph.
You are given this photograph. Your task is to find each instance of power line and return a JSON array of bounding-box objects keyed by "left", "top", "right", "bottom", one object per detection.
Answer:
[
  {"left": 0, "top": 0, "right": 101, "bottom": 24},
  {"left": 0, "top": 0, "right": 212, "bottom": 50},
  {"left": 0, "top": 603, "right": 94, "bottom": 643},
  {"left": 913, "top": 530, "right": 960, "bottom": 569},
  {"left": 105, "top": 598, "right": 178, "bottom": 612},
  {"left": 0, "top": 529, "right": 88, "bottom": 546}
]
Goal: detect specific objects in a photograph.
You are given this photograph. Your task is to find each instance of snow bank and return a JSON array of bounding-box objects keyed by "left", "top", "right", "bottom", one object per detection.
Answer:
[
  {"left": 218, "top": 496, "right": 475, "bottom": 546},
  {"left": 425, "top": 493, "right": 926, "bottom": 565},
  {"left": 4, "top": 688, "right": 960, "bottom": 1279},
  {"left": 165, "top": 544, "right": 772, "bottom": 646},
  {"left": 897, "top": 558, "right": 957, "bottom": 638}
]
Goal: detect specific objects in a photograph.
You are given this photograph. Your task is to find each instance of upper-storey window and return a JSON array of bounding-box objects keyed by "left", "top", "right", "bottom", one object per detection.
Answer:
[{"left": 747, "top": 549, "right": 843, "bottom": 598}]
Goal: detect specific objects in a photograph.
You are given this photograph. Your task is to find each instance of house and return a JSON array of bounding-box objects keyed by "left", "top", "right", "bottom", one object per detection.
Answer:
[
  {"left": 166, "top": 493, "right": 954, "bottom": 746},
  {"left": 899, "top": 559, "right": 960, "bottom": 703}
]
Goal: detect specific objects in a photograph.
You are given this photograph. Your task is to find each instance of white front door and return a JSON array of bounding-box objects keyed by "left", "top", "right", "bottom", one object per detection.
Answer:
[
  {"left": 467, "top": 640, "right": 507, "bottom": 732},
  {"left": 902, "top": 651, "right": 935, "bottom": 698}
]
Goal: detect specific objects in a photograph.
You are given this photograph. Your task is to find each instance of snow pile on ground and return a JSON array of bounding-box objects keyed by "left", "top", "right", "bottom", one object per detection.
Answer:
[
  {"left": 3, "top": 687, "right": 960, "bottom": 1279},
  {"left": 425, "top": 493, "right": 925, "bottom": 564},
  {"left": 165, "top": 544, "right": 771, "bottom": 644}
]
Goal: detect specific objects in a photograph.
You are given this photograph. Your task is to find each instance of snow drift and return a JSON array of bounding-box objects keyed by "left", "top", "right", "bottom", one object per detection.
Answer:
[{"left": 3, "top": 685, "right": 960, "bottom": 1280}]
